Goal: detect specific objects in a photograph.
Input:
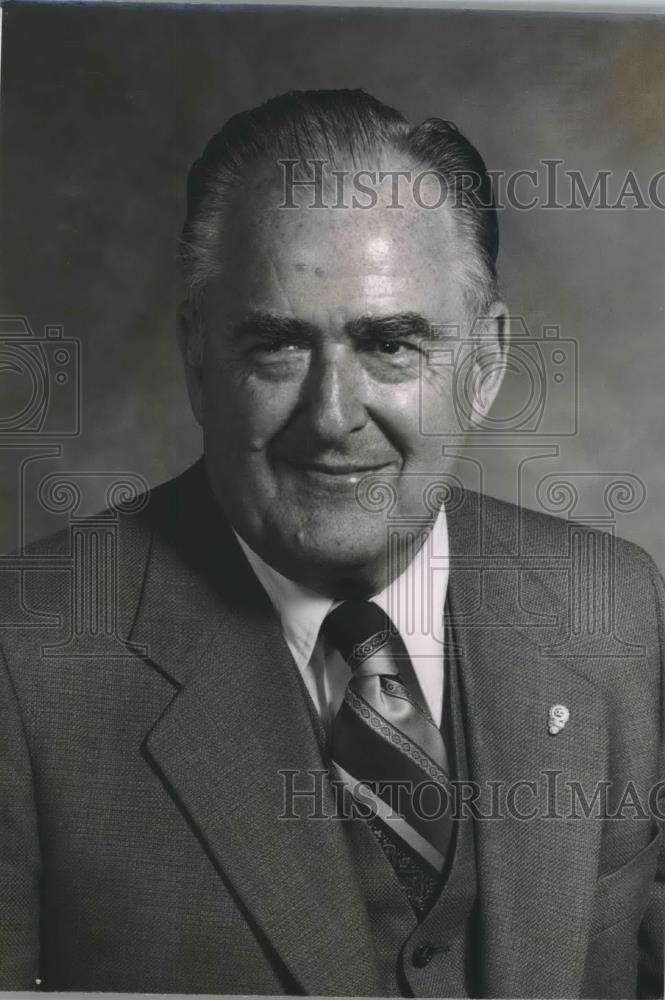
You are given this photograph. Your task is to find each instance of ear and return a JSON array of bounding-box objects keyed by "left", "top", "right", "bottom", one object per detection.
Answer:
[
  {"left": 466, "top": 300, "right": 510, "bottom": 426},
  {"left": 177, "top": 301, "right": 205, "bottom": 427}
]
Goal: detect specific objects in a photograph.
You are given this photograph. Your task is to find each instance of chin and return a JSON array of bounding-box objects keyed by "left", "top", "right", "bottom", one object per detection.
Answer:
[{"left": 275, "top": 529, "right": 388, "bottom": 596}]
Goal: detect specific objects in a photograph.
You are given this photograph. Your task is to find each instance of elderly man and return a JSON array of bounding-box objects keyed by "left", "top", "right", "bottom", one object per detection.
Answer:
[{"left": 0, "top": 90, "right": 663, "bottom": 998}]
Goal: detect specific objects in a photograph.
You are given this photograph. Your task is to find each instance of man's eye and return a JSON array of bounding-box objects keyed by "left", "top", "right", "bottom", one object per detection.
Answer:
[
  {"left": 374, "top": 339, "right": 418, "bottom": 356},
  {"left": 252, "top": 340, "right": 307, "bottom": 356}
]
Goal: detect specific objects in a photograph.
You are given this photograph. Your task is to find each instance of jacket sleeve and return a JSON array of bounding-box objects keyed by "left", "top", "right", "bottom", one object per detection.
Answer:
[
  {"left": 638, "top": 555, "right": 665, "bottom": 998},
  {"left": 0, "top": 638, "right": 41, "bottom": 988}
]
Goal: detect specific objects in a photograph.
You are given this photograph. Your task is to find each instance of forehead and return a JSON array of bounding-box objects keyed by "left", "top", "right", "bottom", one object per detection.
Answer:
[{"left": 209, "top": 163, "right": 472, "bottom": 325}]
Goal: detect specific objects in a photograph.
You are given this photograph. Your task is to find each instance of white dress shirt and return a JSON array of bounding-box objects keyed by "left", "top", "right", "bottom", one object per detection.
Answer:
[{"left": 234, "top": 509, "right": 449, "bottom": 731}]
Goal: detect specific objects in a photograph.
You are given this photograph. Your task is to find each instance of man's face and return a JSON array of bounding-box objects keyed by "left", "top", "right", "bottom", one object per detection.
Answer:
[{"left": 181, "top": 165, "right": 505, "bottom": 596}]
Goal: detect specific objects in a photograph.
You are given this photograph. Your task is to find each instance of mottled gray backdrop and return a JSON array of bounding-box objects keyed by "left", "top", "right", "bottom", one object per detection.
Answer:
[{"left": 1, "top": 3, "right": 664, "bottom": 569}]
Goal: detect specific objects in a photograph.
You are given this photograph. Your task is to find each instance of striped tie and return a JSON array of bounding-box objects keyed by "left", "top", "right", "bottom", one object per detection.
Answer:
[{"left": 323, "top": 600, "right": 453, "bottom": 916}]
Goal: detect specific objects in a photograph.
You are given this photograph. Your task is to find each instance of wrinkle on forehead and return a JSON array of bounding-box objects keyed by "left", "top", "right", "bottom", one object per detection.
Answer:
[
  {"left": 265, "top": 254, "right": 298, "bottom": 315},
  {"left": 259, "top": 211, "right": 458, "bottom": 282},
  {"left": 231, "top": 154, "right": 460, "bottom": 252},
  {"left": 213, "top": 165, "right": 472, "bottom": 326}
]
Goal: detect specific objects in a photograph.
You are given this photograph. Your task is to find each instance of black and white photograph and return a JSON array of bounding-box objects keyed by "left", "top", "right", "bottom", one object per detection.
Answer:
[{"left": 0, "top": 1, "right": 664, "bottom": 997}]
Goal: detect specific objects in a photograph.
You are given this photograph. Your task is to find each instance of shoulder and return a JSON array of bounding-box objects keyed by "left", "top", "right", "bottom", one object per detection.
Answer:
[
  {"left": 0, "top": 471, "right": 174, "bottom": 662},
  {"left": 468, "top": 490, "right": 664, "bottom": 654},
  {"left": 0, "top": 459, "right": 233, "bottom": 668},
  {"left": 479, "top": 489, "right": 660, "bottom": 576},
  {"left": 1, "top": 461, "right": 198, "bottom": 564}
]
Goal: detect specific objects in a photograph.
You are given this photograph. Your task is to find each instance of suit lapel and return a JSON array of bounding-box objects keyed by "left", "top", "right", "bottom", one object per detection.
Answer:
[
  {"left": 447, "top": 490, "right": 609, "bottom": 998},
  {"left": 126, "top": 465, "right": 609, "bottom": 996},
  {"left": 130, "top": 462, "right": 382, "bottom": 996}
]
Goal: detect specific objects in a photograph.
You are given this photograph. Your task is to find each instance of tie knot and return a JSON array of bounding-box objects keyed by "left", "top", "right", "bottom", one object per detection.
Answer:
[{"left": 322, "top": 600, "right": 397, "bottom": 667}]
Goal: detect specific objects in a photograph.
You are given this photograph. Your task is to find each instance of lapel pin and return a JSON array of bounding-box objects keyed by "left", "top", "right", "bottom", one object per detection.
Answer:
[{"left": 548, "top": 704, "right": 570, "bottom": 735}]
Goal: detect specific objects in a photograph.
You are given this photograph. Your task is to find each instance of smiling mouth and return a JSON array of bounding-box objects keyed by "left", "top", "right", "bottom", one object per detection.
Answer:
[
  {"left": 285, "top": 460, "right": 396, "bottom": 477},
  {"left": 303, "top": 462, "right": 392, "bottom": 475}
]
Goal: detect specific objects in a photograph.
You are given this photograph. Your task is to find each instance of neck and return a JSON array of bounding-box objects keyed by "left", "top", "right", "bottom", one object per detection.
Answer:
[{"left": 237, "top": 519, "right": 436, "bottom": 602}]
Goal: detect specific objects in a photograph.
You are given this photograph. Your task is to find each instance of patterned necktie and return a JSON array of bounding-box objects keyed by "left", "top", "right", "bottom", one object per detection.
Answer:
[{"left": 323, "top": 600, "right": 453, "bottom": 916}]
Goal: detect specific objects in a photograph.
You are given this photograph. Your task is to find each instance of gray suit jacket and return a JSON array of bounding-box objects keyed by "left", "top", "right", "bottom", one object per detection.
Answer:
[{"left": 0, "top": 459, "right": 663, "bottom": 997}]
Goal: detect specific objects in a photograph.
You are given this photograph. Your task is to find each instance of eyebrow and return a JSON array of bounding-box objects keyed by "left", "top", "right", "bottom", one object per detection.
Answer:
[
  {"left": 234, "top": 312, "right": 315, "bottom": 341},
  {"left": 345, "top": 312, "right": 433, "bottom": 340},
  {"left": 234, "top": 310, "right": 435, "bottom": 341}
]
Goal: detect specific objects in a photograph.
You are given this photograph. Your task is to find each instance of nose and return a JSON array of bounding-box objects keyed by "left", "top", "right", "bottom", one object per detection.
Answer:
[{"left": 302, "top": 344, "right": 368, "bottom": 445}]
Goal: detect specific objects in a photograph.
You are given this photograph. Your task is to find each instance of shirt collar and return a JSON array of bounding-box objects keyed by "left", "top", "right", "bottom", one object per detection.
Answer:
[{"left": 234, "top": 506, "right": 449, "bottom": 672}]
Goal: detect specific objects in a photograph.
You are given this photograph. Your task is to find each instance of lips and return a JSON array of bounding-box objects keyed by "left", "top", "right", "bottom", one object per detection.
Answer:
[
  {"left": 283, "top": 457, "right": 397, "bottom": 476},
  {"left": 299, "top": 461, "right": 393, "bottom": 475}
]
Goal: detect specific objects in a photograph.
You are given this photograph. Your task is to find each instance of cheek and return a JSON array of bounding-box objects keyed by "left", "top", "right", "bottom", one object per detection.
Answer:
[
  {"left": 414, "top": 366, "right": 458, "bottom": 440},
  {"left": 201, "top": 365, "right": 298, "bottom": 450},
  {"left": 378, "top": 372, "right": 456, "bottom": 456}
]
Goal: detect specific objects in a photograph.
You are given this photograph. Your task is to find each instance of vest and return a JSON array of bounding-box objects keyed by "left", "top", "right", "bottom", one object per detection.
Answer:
[
  {"left": 295, "top": 604, "right": 480, "bottom": 997},
  {"left": 341, "top": 608, "right": 480, "bottom": 997}
]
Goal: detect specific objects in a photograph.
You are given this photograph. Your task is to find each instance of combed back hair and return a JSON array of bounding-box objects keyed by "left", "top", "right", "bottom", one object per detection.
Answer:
[{"left": 179, "top": 88, "right": 499, "bottom": 313}]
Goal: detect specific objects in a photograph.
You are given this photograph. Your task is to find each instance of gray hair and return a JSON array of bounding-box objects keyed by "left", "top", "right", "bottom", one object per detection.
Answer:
[{"left": 179, "top": 88, "right": 500, "bottom": 314}]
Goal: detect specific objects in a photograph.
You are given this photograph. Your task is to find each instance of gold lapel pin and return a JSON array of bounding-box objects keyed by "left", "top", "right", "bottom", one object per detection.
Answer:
[{"left": 548, "top": 704, "right": 570, "bottom": 735}]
